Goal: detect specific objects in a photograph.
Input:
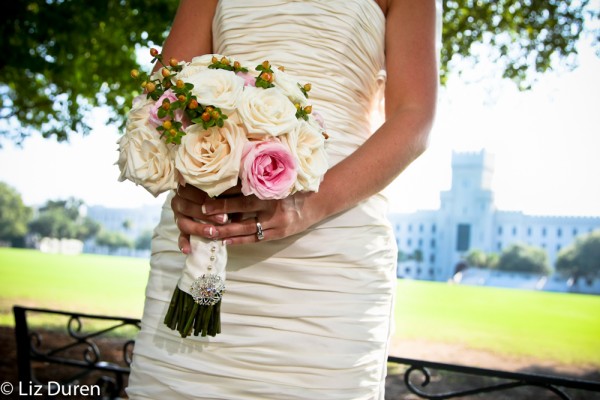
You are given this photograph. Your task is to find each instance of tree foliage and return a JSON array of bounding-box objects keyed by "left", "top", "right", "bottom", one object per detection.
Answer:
[
  {"left": 135, "top": 229, "right": 153, "bottom": 250},
  {"left": 1, "top": 0, "right": 597, "bottom": 143},
  {"left": 28, "top": 197, "right": 101, "bottom": 240},
  {"left": 95, "top": 230, "right": 133, "bottom": 252},
  {"left": 0, "top": 182, "right": 32, "bottom": 246},
  {"left": 465, "top": 249, "right": 499, "bottom": 269},
  {"left": 0, "top": 0, "right": 176, "bottom": 143},
  {"left": 497, "top": 243, "right": 551, "bottom": 275},
  {"left": 556, "top": 230, "right": 600, "bottom": 282}
]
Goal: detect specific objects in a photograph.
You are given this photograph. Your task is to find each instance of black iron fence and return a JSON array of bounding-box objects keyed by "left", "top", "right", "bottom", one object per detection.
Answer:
[{"left": 12, "top": 306, "right": 600, "bottom": 400}]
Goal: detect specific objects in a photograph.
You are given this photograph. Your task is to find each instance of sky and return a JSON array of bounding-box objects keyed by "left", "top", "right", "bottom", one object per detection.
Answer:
[{"left": 1, "top": 42, "right": 599, "bottom": 217}]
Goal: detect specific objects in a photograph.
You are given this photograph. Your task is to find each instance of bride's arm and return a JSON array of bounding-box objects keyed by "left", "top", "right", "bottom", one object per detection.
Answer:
[
  {"left": 155, "top": 0, "right": 217, "bottom": 66},
  {"left": 174, "top": 0, "right": 438, "bottom": 245}
]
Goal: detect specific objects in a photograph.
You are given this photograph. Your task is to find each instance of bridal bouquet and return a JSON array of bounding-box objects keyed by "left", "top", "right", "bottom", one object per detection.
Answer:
[{"left": 117, "top": 49, "right": 328, "bottom": 337}]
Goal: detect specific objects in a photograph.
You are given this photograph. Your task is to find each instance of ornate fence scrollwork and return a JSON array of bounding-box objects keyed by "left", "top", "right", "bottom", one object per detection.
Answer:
[
  {"left": 389, "top": 356, "right": 600, "bottom": 400},
  {"left": 13, "top": 306, "right": 141, "bottom": 400},
  {"left": 13, "top": 306, "right": 600, "bottom": 400}
]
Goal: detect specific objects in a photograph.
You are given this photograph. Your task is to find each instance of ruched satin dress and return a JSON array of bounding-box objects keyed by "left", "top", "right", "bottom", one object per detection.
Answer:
[{"left": 128, "top": 1, "right": 401, "bottom": 398}]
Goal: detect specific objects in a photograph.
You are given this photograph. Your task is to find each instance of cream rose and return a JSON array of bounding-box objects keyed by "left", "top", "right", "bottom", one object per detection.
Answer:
[
  {"left": 280, "top": 120, "right": 328, "bottom": 193},
  {"left": 175, "top": 120, "right": 247, "bottom": 197},
  {"left": 117, "top": 125, "right": 177, "bottom": 197},
  {"left": 238, "top": 86, "right": 299, "bottom": 137},
  {"left": 186, "top": 69, "right": 244, "bottom": 115},
  {"left": 272, "top": 68, "right": 308, "bottom": 106},
  {"left": 126, "top": 95, "right": 154, "bottom": 130}
]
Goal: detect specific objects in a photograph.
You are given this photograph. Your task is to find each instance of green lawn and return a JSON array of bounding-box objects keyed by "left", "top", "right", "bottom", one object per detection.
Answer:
[{"left": 1, "top": 248, "right": 599, "bottom": 366}]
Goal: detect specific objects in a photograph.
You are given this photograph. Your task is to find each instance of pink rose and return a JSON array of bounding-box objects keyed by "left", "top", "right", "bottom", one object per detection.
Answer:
[
  {"left": 236, "top": 71, "right": 256, "bottom": 87},
  {"left": 149, "top": 89, "right": 186, "bottom": 127},
  {"left": 240, "top": 140, "right": 297, "bottom": 200}
]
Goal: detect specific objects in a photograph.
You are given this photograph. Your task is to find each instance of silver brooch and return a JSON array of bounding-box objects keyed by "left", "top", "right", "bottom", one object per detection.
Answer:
[{"left": 190, "top": 274, "right": 225, "bottom": 306}]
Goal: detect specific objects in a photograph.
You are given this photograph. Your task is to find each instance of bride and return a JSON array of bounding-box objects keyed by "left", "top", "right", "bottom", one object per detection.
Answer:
[{"left": 127, "top": 0, "right": 439, "bottom": 398}]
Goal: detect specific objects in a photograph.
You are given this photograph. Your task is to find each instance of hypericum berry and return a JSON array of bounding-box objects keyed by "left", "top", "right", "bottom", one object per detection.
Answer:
[
  {"left": 261, "top": 72, "right": 273, "bottom": 83},
  {"left": 130, "top": 69, "right": 140, "bottom": 79},
  {"left": 176, "top": 80, "right": 185, "bottom": 89},
  {"left": 161, "top": 68, "right": 171, "bottom": 78},
  {"left": 150, "top": 48, "right": 159, "bottom": 57},
  {"left": 188, "top": 99, "right": 199, "bottom": 109},
  {"left": 262, "top": 60, "right": 270, "bottom": 70},
  {"left": 303, "top": 83, "right": 312, "bottom": 92},
  {"left": 164, "top": 80, "right": 172, "bottom": 89},
  {"left": 233, "top": 61, "right": 241, "bottom": 70},
  {"left": 169, "top": 58, "right": 178, "bottom": 67},
  {"left": 162, "top": 120, "right": 172, "bottom": 129},
  {"left": 201, "top": 112, "right": 211, "bottom": 122},
  {"left": 278, "top": 66, "right": 285, "bottom": 72},
  {"left": 178, "top": 94, "right": 186, "bottom": 102},
  {"left": 161, "top": 100, "right": 171, "bottom": 110},
  {"left": 294, "top": 103, "right": 301, "bottom": 110},
  {"left": 146, "top": 82, "right": 156, "bottom": 93},
  {"left": 141, "top": 81, "right": 148, "bottom": 88},
  {"left": 212, "top": 56, "right": 219, "bottom": 64},
  {"left": 211, "top": 110, "right": 220, "bottom": 119},
  {"left": 322, "top": 132, "right": 329, "bottom": 140},
  {"left": 169, "top": 128, "right": 177, "bottom": 136},
  {"left": 220, "top": 56, "right": 230, "bottom": 65},
  {"left": 304, "top": 105, "right": 312, "bottom": 114},
  {"left": 205, "top": 106, "right": 214, "bottom": 113}
]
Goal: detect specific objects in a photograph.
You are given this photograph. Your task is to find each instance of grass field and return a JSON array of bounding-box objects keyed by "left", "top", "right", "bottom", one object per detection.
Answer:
[{"left": 1, "top": 247, "right": 599, "bottom": 366}]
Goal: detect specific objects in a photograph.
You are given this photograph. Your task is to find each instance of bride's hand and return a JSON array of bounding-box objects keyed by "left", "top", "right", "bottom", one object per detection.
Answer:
[
  {"left": 171, "top": 184, "right": 239, "bottom": 253},
  {"left": 189, "top": 191, "right": 323, "bottom": 245}
]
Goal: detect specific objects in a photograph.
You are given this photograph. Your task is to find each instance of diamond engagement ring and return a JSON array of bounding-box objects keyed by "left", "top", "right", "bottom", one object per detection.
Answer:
[{"left": 255, "top": 220, "right": 265, "bottom": 241}]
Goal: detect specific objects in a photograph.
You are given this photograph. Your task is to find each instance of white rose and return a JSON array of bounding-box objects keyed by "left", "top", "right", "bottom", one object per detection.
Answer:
[
  {"left": 272, "top": 68, "right": 308, "bottom": 106},
  {"left": 117, "top": 125, "right": 177, "bottom": 197},
  {"left": 186, "top": 69, "right": 244, "bottom": 115},
  {"left": 126, "top": 95, "right": 154, "bottom": 130},
  {"left": 238, "top": 86, "right": 299, "bottom": 137},
  {"left": 175, "top": 120, "right": 247, "bottom": 197},
  {"left": 280, "top": 120, "right": 328, "bottom": 192}
]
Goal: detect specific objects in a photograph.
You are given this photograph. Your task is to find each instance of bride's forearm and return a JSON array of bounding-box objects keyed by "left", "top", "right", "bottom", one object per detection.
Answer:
[{"left": 307, "top": 107, "right": 434, "bottom": 222}]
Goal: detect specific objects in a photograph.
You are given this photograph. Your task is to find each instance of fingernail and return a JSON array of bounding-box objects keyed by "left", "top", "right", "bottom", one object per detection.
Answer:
[
  {"left": 216, "top": 214, "right": 228, "bottom": 223},
  {"left": 222, "top": 239, "right": 232, "bottom": 245},
  {"left": 202, "top": 204, "right": 213, "bottom": 214},
  {"left": 204, "top": 227, "right": 216, "bottom": 237}
]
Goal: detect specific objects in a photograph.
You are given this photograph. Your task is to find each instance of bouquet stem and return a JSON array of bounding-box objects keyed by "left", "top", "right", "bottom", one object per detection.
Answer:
[
  {"left": 163, "top": 286, "right": 221, "bottom": 337},
  {"left": 163, "top": 236, "right": 227, "bottom": 338}
]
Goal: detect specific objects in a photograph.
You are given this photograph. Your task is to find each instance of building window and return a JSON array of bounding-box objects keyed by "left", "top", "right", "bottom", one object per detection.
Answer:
[
  {"left": 407, "top": 239, "right": 412, "bottom": 247},
  {"left": 419, "top": 224, "right": 424, "bottom": 233},
  {"left": 542, "top": 227, "right": 547, "bottom": 237},
  {"left": 408, "top": 224, "right": 412, "bottom": 232},
  {"left": 512, "top": 227, "right": 517, "bottom": 236},
  {"left": 497, "top": 242, "right": 502, "bottom": 251},
  {"left": 557, "top": 228, "right": 562, "bottom": 237},
  {"left": 405, "top": 267, "right": 411, "bottom": 274},
  {"left": 456, "top": 224, "right": 471, "bottom": 252},
  {"left": 418, "top": 238, "right": 423, "bottom": 248},
  {"left": 498, "top": 226, "right": 503, "bottom": 235},
  {"left": 527, "top": 227, "right": 532, "bottom": 236},
  {"left": 428, "top": 268, "right": 434, "bottom": 276},
  {"left": 416, "top": 267, "right": 422, "bottom": 275},
  {"left": 573, "top": 228, "right": 578, "bottom": 236},
  {"left": 430, "top": 254, "right": 435, "bottom": 263},
  {"left": 430, "top": 239, "right": 436, "bottom": 248},
  {"left": 556, "top": 244, "right": 561, "bottom": 252},
  {"left": 432, "top": 224, "right": 437, "bottom": 233}
]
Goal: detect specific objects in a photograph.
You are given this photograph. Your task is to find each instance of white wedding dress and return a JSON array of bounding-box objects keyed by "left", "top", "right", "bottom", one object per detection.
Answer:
[{"left": 127, "top": 1, "right": 431, "bottom": 398}]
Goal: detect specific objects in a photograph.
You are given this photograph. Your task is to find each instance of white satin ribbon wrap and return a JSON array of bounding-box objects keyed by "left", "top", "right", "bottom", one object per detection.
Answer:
[{"left": 177, "top": 235, "right": 228, "bottom": 302}]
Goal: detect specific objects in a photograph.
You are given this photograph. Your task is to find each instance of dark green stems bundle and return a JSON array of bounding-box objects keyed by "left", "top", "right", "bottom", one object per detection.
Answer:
[{"left": 163, "top": 286, "right": 221, "bottom": 338}]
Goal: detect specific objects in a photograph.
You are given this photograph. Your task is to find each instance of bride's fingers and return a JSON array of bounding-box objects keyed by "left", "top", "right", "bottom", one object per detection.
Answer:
[
  {"left": 172, "top": 197, "right": 228, "bottom": 225},
  {"left": 178, "top": 233, "right": 191, "bottom": 254},
  {"left": 210, "top": 218, "right": 266, "bottom": 241},
  {"left": 175, "top": 213, "right": 222, "bottom": 239},
  {"left": 202, "top": 195, "right": 265, "bottom": 216}
]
